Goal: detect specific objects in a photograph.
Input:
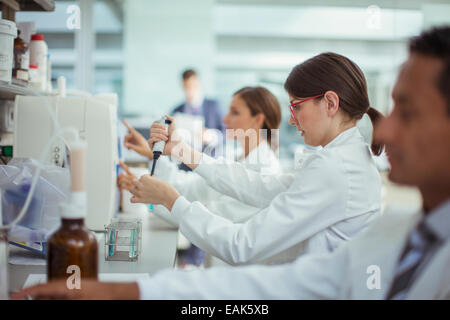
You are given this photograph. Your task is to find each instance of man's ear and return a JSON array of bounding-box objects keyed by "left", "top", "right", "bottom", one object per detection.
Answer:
[{"left": 324, "top": 91, "right": 340, "bottom": 117}]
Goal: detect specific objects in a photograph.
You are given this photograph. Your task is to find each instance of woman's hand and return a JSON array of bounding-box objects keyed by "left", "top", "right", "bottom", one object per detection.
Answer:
[
  {"left": 123, "top": 119, "right": 154, "bottom": 159},
  {"left": 11, "top": 280, "right": 140, "bottom": 300},
  {"left": 148, "top": 115, "right": 180, "bottom": 156},
  {"left": 117, "top": 161, "right": 136, "bottom": 191},
  {"left": 149, "top": 115, "right": 203, "bottom": 170},
  {"left": 129, "top": 174, "right": 180, "bottom": 211}
]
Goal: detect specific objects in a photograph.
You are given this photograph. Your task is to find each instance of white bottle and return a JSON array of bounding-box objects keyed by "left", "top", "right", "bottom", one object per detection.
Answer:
[
  {"left": 29, "top": 33, "right": 47, "bottom": 91},
  {"left": 28, "top": 64, "right": 40, "bottom": 90}
]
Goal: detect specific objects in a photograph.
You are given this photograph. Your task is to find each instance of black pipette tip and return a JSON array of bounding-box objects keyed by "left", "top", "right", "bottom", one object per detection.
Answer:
[
  {"left": 150, "top": 152, "right": 161, "bottom": 176},
  {"left": 151, "top": 119, "right": 170, "bottom": 176}
]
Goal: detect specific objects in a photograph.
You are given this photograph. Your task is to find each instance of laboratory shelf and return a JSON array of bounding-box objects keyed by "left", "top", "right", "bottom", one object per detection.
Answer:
[
  {"left": 0, "top": 0, "right": 55, "bottom": 12},
  {"left": 0, "top": 82, "right": 38, "bottom": 100}
]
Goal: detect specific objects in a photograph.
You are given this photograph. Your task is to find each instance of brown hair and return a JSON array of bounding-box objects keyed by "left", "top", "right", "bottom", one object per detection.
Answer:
[
  {"left": 284, "top": 52, "right": 384, "bottom": 156},
  {"left": 233, "top": 86, "right": 282, "bottom": 149},
  {"left": 182, "top": 69, "right": 197, "bottom": 81},
  {"left": 409, "top": 26, "right": 450, "bottom": 114}
]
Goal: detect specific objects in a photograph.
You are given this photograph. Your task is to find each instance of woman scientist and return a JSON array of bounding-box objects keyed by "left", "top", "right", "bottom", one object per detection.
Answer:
[
  {"left": 11, "top": 51, "right": 386, "bottom": 300},
  {"left": 127, "top": 52, "right": 384, "bottom": 266},
  {"left": 119, "top": 86, "right": 282, "bottom": 224}
]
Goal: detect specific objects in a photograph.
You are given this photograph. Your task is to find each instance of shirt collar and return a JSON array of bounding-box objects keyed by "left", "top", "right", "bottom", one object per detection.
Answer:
[
  {"left": 189, "top": 95, "right": 204, "bottom": 109},
  {"left": 323, "top": 126, "right": 362, "bottom": 149},
  {"left": 423, "top": 198, "right": 450, "bottom": 241}
]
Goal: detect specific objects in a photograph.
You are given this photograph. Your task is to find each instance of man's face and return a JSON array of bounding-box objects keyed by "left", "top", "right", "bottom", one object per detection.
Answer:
[
  {"left": 375, "top": 53, "right": 450, "bottom": 189},
  {"left": 183, "top": 76, "right": 201, "bottom": 103}
]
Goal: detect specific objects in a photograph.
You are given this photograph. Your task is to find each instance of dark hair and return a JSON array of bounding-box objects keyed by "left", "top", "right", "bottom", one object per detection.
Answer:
[
  {"left": 284, "top": 52, "right": 384, "bottom": 156},
  {"left": 409, "top": 26, "right": 450, "bottom": 114},
  {"left": 182, "top": 69, "right": 197, "bottom": 81},
  {"left": 233, "top": 86, "right": 282, "bottom": 149}
]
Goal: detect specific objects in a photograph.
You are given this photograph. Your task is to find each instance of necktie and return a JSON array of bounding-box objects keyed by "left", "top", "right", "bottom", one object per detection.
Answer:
[{"left": 386, "top": 221, "right": 441, "bottom": 300}]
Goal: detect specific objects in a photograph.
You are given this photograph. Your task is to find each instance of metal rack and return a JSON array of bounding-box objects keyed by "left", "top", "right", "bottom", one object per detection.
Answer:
[{"left": 1, "top": 0, "right": 55, "bottom": 21}]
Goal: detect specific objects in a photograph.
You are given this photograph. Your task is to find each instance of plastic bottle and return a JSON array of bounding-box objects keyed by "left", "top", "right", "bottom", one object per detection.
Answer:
[
  {"left": 47, "top": 141, "right": 98, "bottom": 282},
  {"left": 12, "top": 30, "right": 29, "bottom": 86},
  {"left": 28, "top": 65, "right": 40, "bottom": 90},
  {"left": 29, "top": 34, "right": 47, "bottom": 91}
]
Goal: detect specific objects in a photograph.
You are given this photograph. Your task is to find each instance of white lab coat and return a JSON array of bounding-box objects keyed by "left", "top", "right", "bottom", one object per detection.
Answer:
[
  {"left": 137, "top": 200, "right": 450, "bottom": 299},
  {"left": 150, "top": 140, "right": 281, "bottom": 227},
  {"left": 170, "top": 127, "right": 382, "bottom": 265}
]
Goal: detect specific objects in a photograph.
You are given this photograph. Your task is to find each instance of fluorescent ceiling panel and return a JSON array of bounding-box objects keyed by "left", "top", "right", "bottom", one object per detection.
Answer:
[{"left": 213, "top": 4, "right": 423, "bottom": 40}]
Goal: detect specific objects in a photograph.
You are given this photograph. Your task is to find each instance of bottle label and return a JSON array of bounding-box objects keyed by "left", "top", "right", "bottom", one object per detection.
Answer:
[
  {"left": 31, "top": 52, "right": 46, "bottom": 68},
  {"left": 16, "top": 69, "right": 29, "bottom": 81},
  {"left": 0, "top": 54, "right": 11, "bottom": 69},
  {"left": 14, "top": 51, "right": 30, "bottom": 70}
]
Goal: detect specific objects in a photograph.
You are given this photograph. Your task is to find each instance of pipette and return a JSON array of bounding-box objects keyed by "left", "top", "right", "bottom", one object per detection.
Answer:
[{"left": 150, "top": 116, "right": 172, "bottom": 176}]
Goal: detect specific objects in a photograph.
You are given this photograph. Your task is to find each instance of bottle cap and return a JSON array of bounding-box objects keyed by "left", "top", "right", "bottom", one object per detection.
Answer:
[
  {"left": 60, "top": 192, "right": 87, "bottom": 219},
  {"left": 31, "top": 34, "right": 44, "bottom": 41}
]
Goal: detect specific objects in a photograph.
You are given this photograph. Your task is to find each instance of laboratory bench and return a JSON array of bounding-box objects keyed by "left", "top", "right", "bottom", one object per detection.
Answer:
[{"left": 7, "top": 210, "right": 179, "bottom": 294}]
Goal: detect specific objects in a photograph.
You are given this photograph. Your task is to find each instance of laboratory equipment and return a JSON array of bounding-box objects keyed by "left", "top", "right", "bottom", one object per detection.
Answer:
[
  {"left": 0, "top": 231, "right": 7, "bottom": 300},
  {"left": 13, "top": 89, "right": 119, "bottom": 231},
  {"left": 105, "top": 218, "right": 142, "bottom": 261},
  {"left": 27, "top": 65, "right": 39, "bottom": 90},
  {"left": 0, "top": 19, "right": 17, "bottom": 84},
  {"left": 29, "top": 34, "right": 47, "bottom": 91},
  {"left": 150, "top": 116, "right": 171, "bottom": 176},
  {"left": 1, "top": 158, "right": 69, "bottom": 255},
  {"left": 0, "top": 100, "right": 14, "bottom": 134},
  {"left": 12, "top": 30, "right": 29, "bottom": 86},
  {"left": 47, "top": 139, "right": 98, "bottom": 281}
]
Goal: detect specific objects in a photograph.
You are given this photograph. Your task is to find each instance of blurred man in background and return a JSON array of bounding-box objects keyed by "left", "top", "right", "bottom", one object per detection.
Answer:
[
  {"left": 171, "top": 69, "right": 225, "bottom": 268},
  {"left": 172, "top": 69, "right": 225, "bottom": 140}
]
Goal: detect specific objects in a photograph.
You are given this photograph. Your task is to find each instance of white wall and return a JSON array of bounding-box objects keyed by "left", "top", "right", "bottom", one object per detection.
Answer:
[
  {"left": 123, "top": 0, "right": 216, "bottom": 117},
  {"left": 422, "top": 3, "right": 450, "bottom": 28}
]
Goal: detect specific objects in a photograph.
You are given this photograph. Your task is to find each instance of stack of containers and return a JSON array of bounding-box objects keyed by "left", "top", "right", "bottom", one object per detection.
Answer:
[{"left": 0, "top": 19, "right": 17, "bottom": 84}]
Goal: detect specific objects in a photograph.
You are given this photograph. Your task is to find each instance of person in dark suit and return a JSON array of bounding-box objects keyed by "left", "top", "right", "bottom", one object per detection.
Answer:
[
  {"left": 171, "top": 69, "right": 225, "bottom": 135},
  {"left": 172, "top": 69, "right": 224, "bottom": 268}
]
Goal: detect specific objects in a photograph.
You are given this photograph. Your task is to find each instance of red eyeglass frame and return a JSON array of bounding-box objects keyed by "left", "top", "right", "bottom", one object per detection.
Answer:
[{"left": 289, "top": 93, "right": 325, "bottom": 121}]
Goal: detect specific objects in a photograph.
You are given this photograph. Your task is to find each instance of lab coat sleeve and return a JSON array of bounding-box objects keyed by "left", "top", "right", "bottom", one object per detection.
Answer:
[
  {"left": 151, "top": 156, "right": 220, "bottom": 204},
  {"left": 137, "top": 243, "right": 351, "bottom": 299},
  {"left": 194, "top": 154, "right": 294, "bottom": 208},
  {"left": 151, "top": 157, "right": 266, "bottom": 226},
  {"left": 173, "top": 153, "right": 348, "bottom": 265}
]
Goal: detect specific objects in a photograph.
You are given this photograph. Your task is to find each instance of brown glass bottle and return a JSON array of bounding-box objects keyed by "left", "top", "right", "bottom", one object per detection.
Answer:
[
  {"left": 47, "top": 218, "right": 98, "bottom": 281},
  {"left": 12, "top": 30, "right": 29, "bottom": 85}
]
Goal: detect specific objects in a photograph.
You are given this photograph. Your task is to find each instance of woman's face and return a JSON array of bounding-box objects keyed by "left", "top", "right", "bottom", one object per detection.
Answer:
[
  {"left": 288, "top": 95, "right": 331, "bottom": 146},
  {"left": 222, "top": 94, "right": 262, "bottom": 140}
]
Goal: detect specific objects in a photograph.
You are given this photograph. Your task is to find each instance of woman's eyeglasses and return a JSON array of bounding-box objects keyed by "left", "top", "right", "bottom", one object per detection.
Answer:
[{"left": 289, "top": 94, "right": 325, "bottom": 121}]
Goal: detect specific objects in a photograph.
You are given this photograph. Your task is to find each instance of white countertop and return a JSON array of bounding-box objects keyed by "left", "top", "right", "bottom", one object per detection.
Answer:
[{"left": 7, "top": 210, "right": 178, "bottom": 294}]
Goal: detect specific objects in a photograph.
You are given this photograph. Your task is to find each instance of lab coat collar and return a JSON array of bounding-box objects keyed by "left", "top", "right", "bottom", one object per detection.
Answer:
[
  {"left": 423, "top": 198, "right": 450, "bottom": 242},
  {"left": 240, "top": 139, "right": 271, "bottom": 163},
  {"left": 323, "top": 126, "right": 361, "bottom": 149}
]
